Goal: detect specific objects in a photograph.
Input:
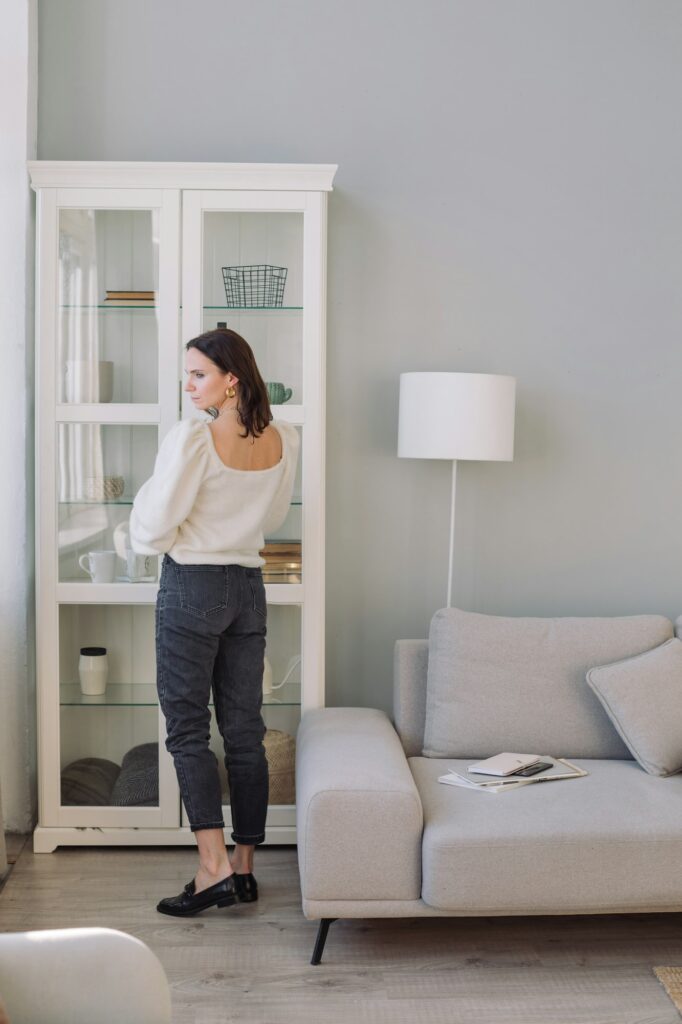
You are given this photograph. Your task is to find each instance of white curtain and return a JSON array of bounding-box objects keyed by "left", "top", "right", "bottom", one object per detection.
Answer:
[{"left": 58, "top": 210, "right": 105, "bottom": 503}]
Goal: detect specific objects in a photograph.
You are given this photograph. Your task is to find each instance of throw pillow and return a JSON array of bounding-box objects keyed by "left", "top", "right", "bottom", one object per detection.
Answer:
[{"left": 586, "top": 638, "right": 682, "bottom": 776}]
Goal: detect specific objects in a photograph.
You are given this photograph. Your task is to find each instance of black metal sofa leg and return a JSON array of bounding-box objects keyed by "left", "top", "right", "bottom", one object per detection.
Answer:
[{"left": 311, "top": 918, "right": 336, "bottom": 965}]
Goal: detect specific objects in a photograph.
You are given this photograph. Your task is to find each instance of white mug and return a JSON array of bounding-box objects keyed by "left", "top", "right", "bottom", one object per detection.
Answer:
[
  {"left": 78, "top": 550, "right": 117, "bottom": 583},
  {"left": 126, "top": 549, "right": 155, "bottom": 582}
]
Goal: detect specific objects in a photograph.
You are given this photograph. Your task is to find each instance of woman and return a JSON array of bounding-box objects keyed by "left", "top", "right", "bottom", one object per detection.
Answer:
[{"left": 129, "top": 328, "right": 300, "bottom": 917}]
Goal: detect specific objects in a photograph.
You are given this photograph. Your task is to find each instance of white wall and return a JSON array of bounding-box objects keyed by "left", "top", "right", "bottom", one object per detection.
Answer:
[
  {"left": 26, "top": 1, "right": 682, "bottom": 750},
  {"left": 0, "top": 0, "right": 37, "bottom": 832}
]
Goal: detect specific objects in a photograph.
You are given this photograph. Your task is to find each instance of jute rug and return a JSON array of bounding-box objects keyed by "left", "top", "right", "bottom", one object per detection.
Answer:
[{"left": 654, "top": 967, "right": 682, "bottom": 1016}]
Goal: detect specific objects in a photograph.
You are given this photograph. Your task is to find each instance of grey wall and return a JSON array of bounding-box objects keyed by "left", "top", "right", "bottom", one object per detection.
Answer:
[{"left": 38, "top": 0, "right": 682, "bottom": 711}]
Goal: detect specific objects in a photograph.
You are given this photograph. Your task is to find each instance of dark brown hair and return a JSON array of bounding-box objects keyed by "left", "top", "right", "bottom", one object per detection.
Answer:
[{"left": 185, "top": 328, "right": 272, "bottom": 439}]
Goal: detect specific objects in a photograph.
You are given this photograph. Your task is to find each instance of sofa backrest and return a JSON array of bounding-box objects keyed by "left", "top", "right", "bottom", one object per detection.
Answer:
[
  {"left": 394, "top": 609, "right": 674, "bottom": 759},
  {"left": 393, "top": 639, "right": 430, "bottom": 756}
]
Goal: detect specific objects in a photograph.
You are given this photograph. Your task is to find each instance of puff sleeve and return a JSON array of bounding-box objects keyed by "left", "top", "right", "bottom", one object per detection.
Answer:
[
  {"left": 129, "top": 419, "right": 209, "bottom": 555},
  {"left": 262, "top": 422, "right": 301, "bottom": 536}
]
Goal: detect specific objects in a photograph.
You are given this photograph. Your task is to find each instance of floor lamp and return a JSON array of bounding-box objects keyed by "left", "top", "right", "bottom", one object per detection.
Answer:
[{"left": 398, "top": 372, "right": 516, "bottom": 608}]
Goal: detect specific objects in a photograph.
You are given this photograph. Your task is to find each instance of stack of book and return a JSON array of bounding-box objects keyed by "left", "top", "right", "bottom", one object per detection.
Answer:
[
  {"left": 259, "top": 541, "right": 302, "bottom": 583},
  {"left": 103, "top": 290, "right": 155, "bottom": 306}
]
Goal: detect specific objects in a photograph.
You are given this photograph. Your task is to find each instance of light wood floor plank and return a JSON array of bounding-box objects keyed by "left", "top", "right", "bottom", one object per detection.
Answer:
[{"left": 1, "top": 842, "right": 682, "bottom": 1023}]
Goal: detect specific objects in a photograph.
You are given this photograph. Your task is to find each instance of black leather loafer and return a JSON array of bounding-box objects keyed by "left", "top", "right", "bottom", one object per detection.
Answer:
[
  {"left": 157, "top": 874, "right": 240, "bottom": 917},
  {"left": 234, "top": 872, "right": 258, "bottom": 903}
]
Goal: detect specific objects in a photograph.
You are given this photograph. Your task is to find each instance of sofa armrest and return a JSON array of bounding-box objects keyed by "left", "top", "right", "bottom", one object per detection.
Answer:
[{"left": 296, "top": 708, "right": 423, "bottom": 904}]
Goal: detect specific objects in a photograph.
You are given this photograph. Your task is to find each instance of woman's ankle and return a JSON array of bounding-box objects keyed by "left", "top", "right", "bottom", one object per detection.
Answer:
[
  {"left": 229, "top": 854, "right": 253, "bottom": 874},
  {"left": 198, "top": 858, "right": 232, "bottom": 879}
]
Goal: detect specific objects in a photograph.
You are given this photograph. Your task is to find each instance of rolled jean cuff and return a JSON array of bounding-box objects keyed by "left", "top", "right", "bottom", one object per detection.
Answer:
[
  {"left": 190, "top": 820, "right": 225, "bottom": 833},
  {"left": 231, "top": 831, "right": 266, "bottom": 846}
]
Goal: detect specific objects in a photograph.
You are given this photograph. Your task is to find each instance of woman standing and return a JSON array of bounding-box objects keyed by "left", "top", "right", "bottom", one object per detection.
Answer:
[{"left": 129, "top": 328, "right": 300, "bottom": 917}]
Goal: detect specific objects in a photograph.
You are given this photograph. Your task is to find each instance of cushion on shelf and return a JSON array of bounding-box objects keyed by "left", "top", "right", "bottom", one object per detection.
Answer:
[
  {"left": 110, "top": 742, "right": 159, "bottom": 806},
  {"left": 60, "top": 757, "right": 121, "bottom": 805},
  {"left": 586, "top": 638, "right": 682, "bottom": 777},
  {"left": 422, "top": 607, "right": 674, "bottom": 759},
  {"left": 265, "top": 729, "right": 296, "bottom": 804},
  {"left": 225, "top": 729, "right": 295, "bottom": 804}
]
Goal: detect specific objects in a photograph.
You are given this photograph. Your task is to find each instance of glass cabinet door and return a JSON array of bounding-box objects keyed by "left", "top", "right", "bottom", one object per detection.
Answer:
[
  {"left": 57, "top": 603, "right": 169, "bottom": 826},
  {"left": 199, "top": 210, "right": 304, "bottom": 406},
  {"left": 181, "top": 191, "right": 314, "bottom": 422},
  {"left": 181, "top": 193, "right": 314, "bottom": 593},
  {"left": 50, "top": 190, "right": 180, "bottom": 593},
  {"left": 57, "top": 423, "right": 159, "bottom": 584},
  {"left": 58, "top": 208, "right": 160, "bottom": 404},
  {"left": 37, "top": 186, "right": 181, "bottom": 830}
]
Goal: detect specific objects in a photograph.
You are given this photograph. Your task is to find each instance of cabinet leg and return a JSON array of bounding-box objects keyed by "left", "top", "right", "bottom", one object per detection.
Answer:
[{"left": 311, "top": 918, "right": 336, "bottom": 965}]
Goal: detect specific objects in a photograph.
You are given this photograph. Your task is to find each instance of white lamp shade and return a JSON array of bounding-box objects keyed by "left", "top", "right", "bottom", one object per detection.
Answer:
[{"left": 398, "top": 372, "right": 516, "bottom": 461}]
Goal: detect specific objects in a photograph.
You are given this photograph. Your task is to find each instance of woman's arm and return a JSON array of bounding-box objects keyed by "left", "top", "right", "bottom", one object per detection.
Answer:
[{"left": 129, "top": 420, "right": 209, "bottom": 555}]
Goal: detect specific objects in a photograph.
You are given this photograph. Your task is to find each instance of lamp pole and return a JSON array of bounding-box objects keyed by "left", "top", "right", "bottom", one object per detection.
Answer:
[{"left": 446, "top": 460, "right": 457, "bottom": 608}]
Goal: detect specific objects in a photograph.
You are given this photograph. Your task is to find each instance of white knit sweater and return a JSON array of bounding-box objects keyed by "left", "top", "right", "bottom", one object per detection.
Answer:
[{"left": 129, "top": 417, "right": 300, "bottom": 566}]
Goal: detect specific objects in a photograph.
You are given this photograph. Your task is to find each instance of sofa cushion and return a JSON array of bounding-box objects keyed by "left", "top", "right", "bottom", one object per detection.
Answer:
[
  {"left": 422, "top": 608, "right": 673, "bottom": 758},
  {"left": 586, "top": 638, "right": 682, "bottom": 777},
  {"left": 410, "top": 755, "right": 682, "bottom": 913}
]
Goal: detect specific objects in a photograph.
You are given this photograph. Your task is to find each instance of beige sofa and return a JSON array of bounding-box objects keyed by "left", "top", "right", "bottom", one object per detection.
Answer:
[{"left": 296, "top": 608, "right": 682, "bottom": 963}]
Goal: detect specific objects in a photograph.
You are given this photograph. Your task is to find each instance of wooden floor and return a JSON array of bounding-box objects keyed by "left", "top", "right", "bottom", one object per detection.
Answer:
[{"left": 2, "top": 838, "right": 682, "bottom": 1024}]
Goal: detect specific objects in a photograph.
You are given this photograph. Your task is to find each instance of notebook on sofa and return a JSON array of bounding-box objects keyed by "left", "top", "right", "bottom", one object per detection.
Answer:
[{"left": 438, "top": 756, "right": 588, "bottom": 793}]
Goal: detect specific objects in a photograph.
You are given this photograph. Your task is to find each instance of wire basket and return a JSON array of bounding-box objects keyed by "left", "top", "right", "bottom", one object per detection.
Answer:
[{"left": 221, "top": 264, "right": 288, "bottom": 308}]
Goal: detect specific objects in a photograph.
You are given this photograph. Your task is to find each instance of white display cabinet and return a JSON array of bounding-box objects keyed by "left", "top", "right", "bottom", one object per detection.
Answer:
[{"left": 29, "top": 162, "right": 336, "bottom": 852}]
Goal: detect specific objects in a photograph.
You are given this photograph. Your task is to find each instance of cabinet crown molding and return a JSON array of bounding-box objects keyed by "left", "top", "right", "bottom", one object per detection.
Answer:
[{"left": 28, "top": 161, "right": 338, "bottom": 192}]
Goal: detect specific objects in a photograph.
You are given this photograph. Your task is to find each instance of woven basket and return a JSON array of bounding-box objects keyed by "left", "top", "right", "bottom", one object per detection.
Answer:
[{"left": 264, "top": 729, "right": 296, "bottom": 804}]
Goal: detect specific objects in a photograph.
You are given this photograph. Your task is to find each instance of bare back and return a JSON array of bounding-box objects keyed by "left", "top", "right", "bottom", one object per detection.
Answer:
[{"left": 208, "top": 419, "right": 283, "bottom": 472}]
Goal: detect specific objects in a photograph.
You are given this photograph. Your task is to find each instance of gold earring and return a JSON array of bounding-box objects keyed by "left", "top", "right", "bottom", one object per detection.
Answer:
[{"left": 226, "top": 386, "right": 236, "bottom": 399}]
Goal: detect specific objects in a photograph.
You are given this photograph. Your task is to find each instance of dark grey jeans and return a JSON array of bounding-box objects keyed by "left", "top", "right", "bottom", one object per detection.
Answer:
[{"left": 155, "top": 554, "right": 268, "bottom": 844}]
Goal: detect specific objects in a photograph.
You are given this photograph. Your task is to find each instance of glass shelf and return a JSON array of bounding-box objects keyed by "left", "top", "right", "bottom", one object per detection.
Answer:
[
  {"left": 60, "top": 305, "right": 158, "bottom": 311},
  {"left": 60, "top": 684, "right": 158, "bottom": 706},
  {"left": 60, "top": 305, "right": 303, "bottom": 312},
  {"left": 60, "top": 682, "right": 302, "bottom": 707},
  {"left": 59, "top": 499, "right": 302, "bottom": 507},
  {"left": 203, "top": 306, "right": 303, "bottom": 312},
  {"left": 60, "top": 498, "right": 134, "bottom": 507}
]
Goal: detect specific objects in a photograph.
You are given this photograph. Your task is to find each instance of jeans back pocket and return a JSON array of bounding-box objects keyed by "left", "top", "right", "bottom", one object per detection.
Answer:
[{"left": 173, "top": 564, "right": 229, "bottom": 618}]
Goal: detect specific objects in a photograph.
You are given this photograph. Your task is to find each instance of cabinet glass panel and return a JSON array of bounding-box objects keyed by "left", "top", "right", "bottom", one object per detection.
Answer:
[
  {"left": 201, "top": 212, "right": 303, "bottom": 405},
  {"left": 262, "top": 426, "right": 302, "bottom": 583},
  {"left": 59, "top": 605, "right": 159, "bottom": 808},
  {"left": 57, "top": 424, "right": 159, "bottom": 583},
  {"left": 58, "top": 209, "right": 159, "bottom": 404}
]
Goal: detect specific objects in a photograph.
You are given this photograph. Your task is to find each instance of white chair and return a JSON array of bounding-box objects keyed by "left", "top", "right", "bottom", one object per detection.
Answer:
[{"left": 0, "top": 928, "right": 171, "bottom": 1023}]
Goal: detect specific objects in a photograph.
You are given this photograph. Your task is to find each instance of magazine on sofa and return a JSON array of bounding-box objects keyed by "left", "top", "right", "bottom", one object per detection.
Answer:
[{"left": 438, "top": 757, "right": 588, "bottom": 794}]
